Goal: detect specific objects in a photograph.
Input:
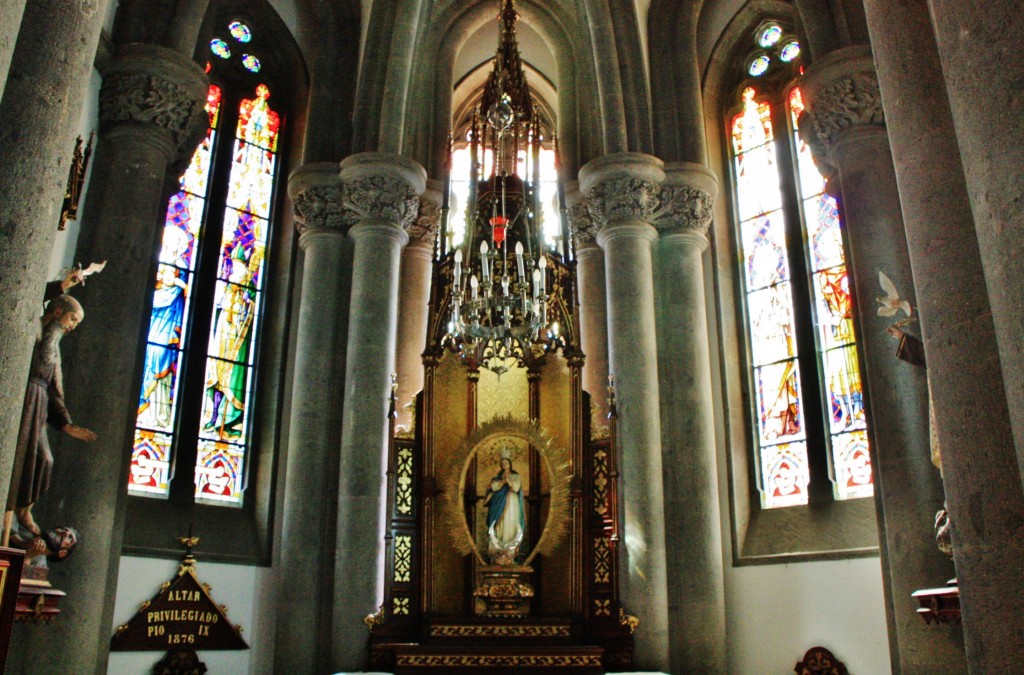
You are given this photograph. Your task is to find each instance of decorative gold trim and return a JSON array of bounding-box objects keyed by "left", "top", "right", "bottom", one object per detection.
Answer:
[
  {"left": 363, "top": 604, "right": 385, "bottom": 630},
  {"left": 619, "top": 607, "right": 640, "bottom": 635},
  {"left": 396, "top": 654, "right": 603, "bottom": 667},
  {"left": 442, "top": 415, "right": 571, "bottom": 565},
  {"left": 427, "top": 624, "right": 571, "bottom": 638}
]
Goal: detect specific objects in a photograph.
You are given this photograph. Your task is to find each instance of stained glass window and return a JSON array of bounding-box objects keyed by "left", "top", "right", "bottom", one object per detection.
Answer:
[
  {"left": 790, "top": 87, "right": 871, "bottom": 500},
  {"left": 730, "top": 74, "right": 872, "bottom": 507},
  {"left": 242, "top": 55, "right": 261, "bottom": 73},
  {"left": 129, "top": 78, "right": 282, "bottom": 507},
  {"left": 229, "top": 21, "right": 252, "bottom": 43},
  {"left": 210, "top": 39, "right": 230, "bottom": 59}
]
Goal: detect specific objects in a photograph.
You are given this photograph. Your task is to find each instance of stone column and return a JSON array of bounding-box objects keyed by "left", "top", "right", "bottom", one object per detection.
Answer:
[
  {"left": 566, "top": 184, "right": 609, "bottom": 435},
  {"left": 0, "top": 0, "right": 26, "bottom": 103},
  {"left": 274, "top": 164, "right": 352, "bottom": 674},
  {"left": 651, "top": 164, "right": 727, "bottom": 674},
  {"left": 580, "top": 152, "right": 669, "bottom": 672},
  {"left": 331, "top": 152, "right": 424, "bottom": 672},
  {"left": 864, "top": 3, "right": 1024, "bottom": 671},
  {"left": 800, "top": 47, "right": 958, "bottom": 675},
  {"left": 926, "top": 1, "right": 1024, "bottom": 482},
  {"left": 393, "top": 181, "right": 441, "bottom": 435},
  {"left": 12, "top": 43, "right": 207, "bottom": 674},
  {"left": 0, "top": 0, "right": 112, "bottom": 519}
]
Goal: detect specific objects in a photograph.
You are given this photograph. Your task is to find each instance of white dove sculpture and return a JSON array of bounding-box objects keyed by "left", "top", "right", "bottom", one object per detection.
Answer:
[{"left": 877, "top": 271, "right": 912, "bottom": 318}]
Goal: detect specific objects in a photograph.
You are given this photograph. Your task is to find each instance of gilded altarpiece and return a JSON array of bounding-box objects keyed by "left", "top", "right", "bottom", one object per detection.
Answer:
[{"left": 368, "top": 255, "right": 635, "bottom": 672}]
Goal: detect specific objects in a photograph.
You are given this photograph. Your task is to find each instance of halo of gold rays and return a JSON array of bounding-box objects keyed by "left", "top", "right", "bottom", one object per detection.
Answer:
[{"left": 443, "top": 414, "right": 572, "bottom": 566}]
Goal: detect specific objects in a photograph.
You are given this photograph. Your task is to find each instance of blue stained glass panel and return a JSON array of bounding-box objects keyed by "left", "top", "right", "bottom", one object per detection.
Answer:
[
  {"left": 806, "top": 194, "right": 844, "bottom": 271},
  {"left": 741, "top": 212, "right": 789, "bottom": 290}
]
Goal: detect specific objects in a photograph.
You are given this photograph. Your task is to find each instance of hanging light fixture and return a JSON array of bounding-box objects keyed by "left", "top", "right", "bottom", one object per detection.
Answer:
[{"left": 436, "top": 0, "right": 570, "bottom": 376}]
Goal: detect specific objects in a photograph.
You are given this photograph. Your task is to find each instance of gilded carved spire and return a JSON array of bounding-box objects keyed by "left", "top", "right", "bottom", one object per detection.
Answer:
[{"left": 480, "top": 0, "right": 534, "bottom": 126}]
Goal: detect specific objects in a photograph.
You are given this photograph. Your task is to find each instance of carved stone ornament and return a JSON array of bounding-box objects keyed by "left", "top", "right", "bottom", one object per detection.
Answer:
[
  {"left": 292, "top": 185, "right": 346, "bottom": 233},
  {"left": 807, "top": 72, "right": 885, "bottom": 149},
  {"left": 407, "top": 196, "right": 441, "bottom": 243},
  {"left": 567, "top": 201, "right": 599, "bottom": 245},
  {"left": 339, "top": 174, "right": 420, "bottom": 230},
  {"left": 650, "top": 184, "right": 714, "bottom": 234},
  {"left": 99, "top": 72, "right": 206, "bottom": 152},
  {"left": 585, "top": 177, "right": 660, "bottom": 227}
]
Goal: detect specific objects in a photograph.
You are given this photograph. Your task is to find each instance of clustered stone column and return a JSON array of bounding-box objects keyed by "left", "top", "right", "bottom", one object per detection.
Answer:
[
  {"left": 274, "top": 163, "right": 353, "bottom": 673},
  {"left": 866, "top": 5, "right": 1024, "bottom": 671},
  {"left": 580, "top": 152, "right": 669, "bottom": 672},
  {"left": 925, "top": 1, "right": 1024, "bottom": 484},
  {"left": 799, "top": 47, "right": 969, "bottom": 673},
  {"left": 393, "top": 181, "right": 442, "bottom": 435},
  {"left": 0, "top": 0, "right": 112, "bottom": 528},
  {"left": 331, "top": 152, "right": 425, "bottom": 671},
  {"left": 14, "top": 42, "right": 208, "bottom": 674},
  {"left": 651, "top": 163, "right": 727, "bottom": 674},
  {"left": 566, "top": 184, "right": 609, "bottom": 435}
]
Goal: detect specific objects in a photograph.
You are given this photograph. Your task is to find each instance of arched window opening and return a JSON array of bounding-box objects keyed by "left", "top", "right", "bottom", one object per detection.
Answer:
[
  {"left": 729, "top": 24, "right": 869, "bottom": 509},
  {"left": 129, "top": 19, "right": 283, "bottom": 508}
]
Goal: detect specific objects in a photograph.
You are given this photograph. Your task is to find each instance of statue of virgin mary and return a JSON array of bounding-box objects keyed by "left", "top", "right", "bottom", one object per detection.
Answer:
[{"left": 482, "top": 452, "right": 525, "bottom": 565}]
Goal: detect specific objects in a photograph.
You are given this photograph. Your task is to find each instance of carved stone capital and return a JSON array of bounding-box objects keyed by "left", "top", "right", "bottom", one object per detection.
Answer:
[
  {"left": 651, "top": 186, "right": 713, "bottom": 234},
  {"left": 99, "top": 43, "right": 209, "bottom": 160},
  {"left": 408, "top": 182, "right": 443, "bottom": 244},
  {"left": 578, "top": 153, "right": 665, "bottom": 231},
  {"left": 289, "top": 163, "right": 346, "bottom": 235},
  {"left": 801, "top": 47, "right": 884, "bottom": 152},
  {"left": 650, "top": 163, "right": 718, "bottom": 235},
  {"left": 568, "top": 202, "right": 599, "bottom": 245},
  {"left": 585, "top": 177, "right": 661, "bottom": 226},
  {"left": 338, "top": 152, "right": 427, "bottom": 232}
]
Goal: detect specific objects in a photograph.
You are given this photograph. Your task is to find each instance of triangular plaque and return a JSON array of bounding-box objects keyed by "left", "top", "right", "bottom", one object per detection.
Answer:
[{"left": 110, "top": 535, "right": 248, "bottom": 652}]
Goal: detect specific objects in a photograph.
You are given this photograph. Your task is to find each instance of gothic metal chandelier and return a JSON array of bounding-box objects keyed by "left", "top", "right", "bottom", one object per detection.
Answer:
[{"left": 437, "top": 0, "right": 568, "bottom": 376}]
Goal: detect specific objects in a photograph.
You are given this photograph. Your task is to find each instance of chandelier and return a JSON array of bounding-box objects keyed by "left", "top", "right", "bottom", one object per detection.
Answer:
[{"left": 437, "top": 0, "right": 569, "bottom": 376}]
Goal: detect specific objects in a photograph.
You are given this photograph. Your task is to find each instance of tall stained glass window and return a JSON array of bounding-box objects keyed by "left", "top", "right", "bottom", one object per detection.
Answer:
[
  {"left": 130, "top": 22, "right": 282, "bottom": 507},
  {"left": 730, "top": 45, "right": 870, "bottom": 508}
]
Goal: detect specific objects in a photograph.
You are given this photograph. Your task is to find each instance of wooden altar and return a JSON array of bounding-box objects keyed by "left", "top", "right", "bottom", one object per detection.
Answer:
[{"left": 367, "top": 248, "right": 635, "bottom": 673}]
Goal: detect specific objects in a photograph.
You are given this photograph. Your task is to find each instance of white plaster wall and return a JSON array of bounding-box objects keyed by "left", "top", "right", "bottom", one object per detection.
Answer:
[
  {"left": 109, "top": 556, "right": 278, "bottom": 675},
  {"left": 725, "top": 557, "right": 891, "bottom": 674}
]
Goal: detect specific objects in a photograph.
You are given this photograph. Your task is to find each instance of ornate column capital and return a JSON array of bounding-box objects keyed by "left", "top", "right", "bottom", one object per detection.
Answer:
[
  {"left": 289, "top": 162, "right": 346, "bottom": 237},
  {"left": 565, "top": 182, "right": 599, "bottom": 249},
  {"left": 801, "top": 46, "right": 884, "bottom": 160},
  {"left": 99, "top": 43, "right": 209, "bottom": 162},
  {"left": 579, "top": 153, "right": 665, "bottom": 235},
  {"left": 339, "top": 152, "right": 427, "bottom": 234},
  {"left": 407, "top": 179, "right": 443, "bottom": 247},
  {"left": 651, "top": 162, "right": 717, "bottom": 236}
]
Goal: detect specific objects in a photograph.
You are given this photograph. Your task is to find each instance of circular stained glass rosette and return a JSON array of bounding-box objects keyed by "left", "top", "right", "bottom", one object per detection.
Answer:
[
  {"left": 229, "top": 21, "right": 252, "bottom": 43},
  {"left": 749, "top": 54, "right": 771, "bottom": 77},
  {"left": 779, "top": 41, "right": 801, "bottom": 62},
  {"left": 210, "top": 39, "right": 231, "bottom": 59},
  {"left": 758, "top": 24, "right": 783, "bottom": 48},
  {"left": 242, "top": 54, "right": 262, "bottom": 73}
]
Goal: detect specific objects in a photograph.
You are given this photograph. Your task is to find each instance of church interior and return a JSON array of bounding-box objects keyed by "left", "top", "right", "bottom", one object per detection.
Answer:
[{"left": 0, "top": 0, "right": 1020, "bottom": 673}]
